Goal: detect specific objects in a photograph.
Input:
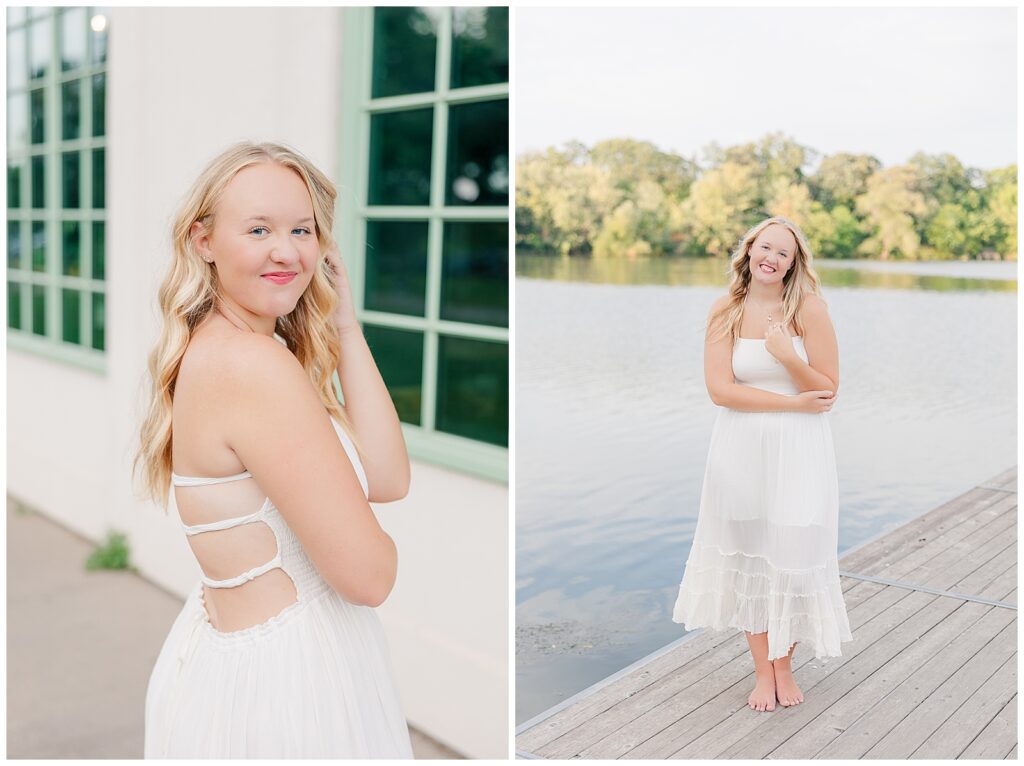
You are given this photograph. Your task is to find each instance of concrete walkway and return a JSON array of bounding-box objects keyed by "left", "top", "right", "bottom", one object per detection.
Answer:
[{"left": 7, "top": 495, "right": 462, "bottom": 759}]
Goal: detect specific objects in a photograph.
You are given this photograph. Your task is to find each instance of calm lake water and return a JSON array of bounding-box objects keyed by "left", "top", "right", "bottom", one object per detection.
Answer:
[{"left": 515, "top": 255, "right": 1018, "bottom": 725}]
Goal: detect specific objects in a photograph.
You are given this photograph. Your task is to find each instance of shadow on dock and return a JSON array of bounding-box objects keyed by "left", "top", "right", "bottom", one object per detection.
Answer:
[{"left": 516, "top": 466, "right": 1017, "bottom": 759}]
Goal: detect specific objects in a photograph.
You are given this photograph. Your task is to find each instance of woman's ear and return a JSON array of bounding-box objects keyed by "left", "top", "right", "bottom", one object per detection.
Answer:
[{"left": 190, "top": 221, "right": 213, "bottom": 262}]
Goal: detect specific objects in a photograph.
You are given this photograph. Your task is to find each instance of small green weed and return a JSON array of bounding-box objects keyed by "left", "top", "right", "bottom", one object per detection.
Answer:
[{"left": 85, "top": 530, "right": 131, "bottom": 571}]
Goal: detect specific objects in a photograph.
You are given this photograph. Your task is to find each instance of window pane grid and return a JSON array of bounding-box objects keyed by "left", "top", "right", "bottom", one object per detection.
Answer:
[
  {"left": 6, "top": 5, "right": 107, "bottom": 363},
  {"left": 343, "top": 7, "right": 508, "bottom": 476}
]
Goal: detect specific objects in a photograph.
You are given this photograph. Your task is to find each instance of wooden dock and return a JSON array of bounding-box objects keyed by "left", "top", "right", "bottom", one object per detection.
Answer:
[{"left": 516, "top": 466, "right": 1017, "bottom": 759}]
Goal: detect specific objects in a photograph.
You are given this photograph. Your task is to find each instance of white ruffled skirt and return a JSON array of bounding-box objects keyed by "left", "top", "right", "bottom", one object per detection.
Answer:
[
  {"left": 144, "top": 581, "right": 413, "bottom": 758},
  {"left": 672, "top": 407, "right": 853, "bottom": 660}
]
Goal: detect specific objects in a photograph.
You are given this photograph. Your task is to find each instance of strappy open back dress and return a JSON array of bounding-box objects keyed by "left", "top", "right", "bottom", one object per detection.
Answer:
[
  {"left": 672, "top": 333, "right": 853, "bottom": 661},
  {"left": 144, "top": 415, "right": 413, "bottom": 758}
]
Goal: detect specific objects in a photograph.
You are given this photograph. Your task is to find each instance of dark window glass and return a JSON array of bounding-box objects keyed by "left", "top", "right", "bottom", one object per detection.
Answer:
[
  {"left": 31, "top": 156, "right": 45, "bottom": 208},
  {"left": 91, "top": 291, "right": 104, "bottom": 350},
  {"left": 31, "top": 284, "right": 46, "bottom": 336},
  {"left": 61, "top": 79, "right": 81, "bottom": 139},
  {"left": 445, "top": 99, "right": 508, "bottom": 206},
  {"left": 450, "top": 7, "right": 508, "bottom": 89},
  {"left": 62, "top": 221, "right": 81, "bottom": 276},
  {"left": 92, "top": 147, "right": 104, "bottom": 208},
  {"left": 371, "top": 7, "right": 438, "bottom": 98},
  {"left": 59, "top": 7, "right": 86, "bottom": 72},
  {"left": 364, "top": 220, "right": 428, "bottom": 317},
  {"left": 362, "top": 324, "right": 423, "bottom": 425},
  {"left": 440, "top": 221, "right": 508, "bottom": 327},
  {"left": 31, "top": 220, "right": 46, "bottom": 271},
  {"left": 8, "top": 162, "right": 22, "bottom": 208},
  {"left": 8, "top": 220, "right": 21, "bottom": 269},
  {"left": 8, "top": 93, "right": 28, "bottom": 147},
  {"left": 28, "top": 16, "right": 51, "bottom": 80},
  {"left": 436, "top": 335, "right": 507, "bottom": 446},
  {"left": 91, "top": 221, "right": 105, "bottom": 279},
  {"left": 62, "top": 151, "right": 80, "bottom": 208},
  {"left": 62, "top": 287, "right": 80, "bottom": 343},
  {"left": 29, "top": 88, "right": 44, "bottom": 143},
  {"left": 368, "top": 108, "right": 433, "bottom": 206},
  {"left": 91, "top": 73, "right": 105, "bottom": 136},
  {"left": 8, "top": 280, "right": 23, "bottom": 329},
  {"left": 7, "top": 27, "right": 28, "bottom": 89}
]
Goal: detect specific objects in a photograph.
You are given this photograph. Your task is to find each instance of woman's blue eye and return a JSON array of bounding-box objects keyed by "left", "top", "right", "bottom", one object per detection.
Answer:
[{"left": 249, "top": 226, "right": 312, "bottom": 236}]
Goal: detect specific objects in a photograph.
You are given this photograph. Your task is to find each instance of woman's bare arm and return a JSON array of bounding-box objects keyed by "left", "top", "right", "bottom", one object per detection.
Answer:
[
  {"left": 220, "top": 333, "right": 398, "bottom": 607},
  {"left": 334, "top": 325, "right": 411, "bottom": 503},
  {"left": 775, "top": 294, "right": 840, "bottom": 395}
]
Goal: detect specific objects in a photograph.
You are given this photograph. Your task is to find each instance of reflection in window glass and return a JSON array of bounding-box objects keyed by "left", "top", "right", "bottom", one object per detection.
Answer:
[
  {"left": 62, "top": 288, "right": 80, "bottom": 343},
  {"left": 7, "top": 28, "right": 27, "bottom": 90},
  {"left": 59, "top": 7, "right": 87, "bottom": 72},
  {"left": 92, "top": 148, "right": 105, "bottom": 208},
  {"left": 441, "top": 222, "right": 508, "bottom": 327},
  {"left": 362, "top": 324, "right": 424, "bottom": 425},
  {"left": 8, "top": 162, "right": 21, "bottom": 209},
  {"left": 92, "top": 221, "right": 105, "bottom": 279},
  {"left": 30, "top": 88, "right": 44, "bottom": 143},
  {"left": 8, "top": 221, "right": 22, "bottom": 269},
  {"left": 8, "top": 281, "right": 23, "bottom": 330},
  {"left": 91, "top": 73, "right": 105, "bottom": 136},
  {"left": 450, "top": 7, "right": 508, "bottom": 89},
  {"left": 89, "top": 8, "right": 109, "bottom": 65},
  {"left": 29, "top": 16, "right": 51, "bottom": 80},
  {"left": 365, "top": 221, "right": 428, "bottom": 317},
  {"left": 91, "top": 292, "right": 104, "bottom": 350},
  {"left": 62, "top": 79, "right": 81, "bottom": 139},
  {"left": 368, "top": 108, "right": 433, "bottom": 206},
  {"left": 436, "top": 336, "right": 508, "bottom": 446},
  {"left": 31, "top": 221, "right": 46, "bottom": 271},
  {"left": 31, "top": 156, "right": 45, "bottom": 208},
  {"left": 62, "top": 221, "right": 81, "bottom": 276},
  {"left": 8, "top": 93, "right": 28, "bottom": 147},
  {"left": 371, "top": 7, "right": 438, "bottom": 98},
  {"left": 31, "top": 284, "right": 46, "bottom": 336},
  {"left": 62, "top": 151, "right": 80, "bottom": 208},
  {"left": 446, "top": 99, "right": 508, "bottom": 206}
]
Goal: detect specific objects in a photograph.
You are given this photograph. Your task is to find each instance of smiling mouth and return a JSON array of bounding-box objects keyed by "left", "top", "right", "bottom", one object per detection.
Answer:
[
  {"left": 261, "top": 272, "right": 297, "bottom": 284},
  {"left": 760, "top": 264, "right": 777, "bottom": 274}
]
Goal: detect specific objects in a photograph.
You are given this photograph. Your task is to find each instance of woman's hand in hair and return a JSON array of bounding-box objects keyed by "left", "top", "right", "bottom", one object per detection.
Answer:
[
  {"left": 764, "top": 321, "right": 798, "bottom": 363},
  {"left": 323, "top": 243, "right": 360, "bottom": 337}
]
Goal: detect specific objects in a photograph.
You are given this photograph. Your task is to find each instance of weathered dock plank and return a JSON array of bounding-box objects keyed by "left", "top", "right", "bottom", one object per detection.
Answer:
[{"left": 515, "top": 466, "right": 1018, "bottom": 760}]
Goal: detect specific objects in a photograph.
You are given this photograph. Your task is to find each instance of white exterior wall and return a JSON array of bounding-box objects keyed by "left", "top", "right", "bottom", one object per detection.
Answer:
[{"left": 6, "top": 7, "right": 507, "bottom": 759}]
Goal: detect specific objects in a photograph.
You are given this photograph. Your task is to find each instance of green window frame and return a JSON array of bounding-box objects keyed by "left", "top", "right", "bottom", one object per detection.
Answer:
[
  {"left": 6, "top": 6, "right": 108, "bottom": 372},
  {"left": 339, "top": 7, "right": 509, "bottom": 483}
]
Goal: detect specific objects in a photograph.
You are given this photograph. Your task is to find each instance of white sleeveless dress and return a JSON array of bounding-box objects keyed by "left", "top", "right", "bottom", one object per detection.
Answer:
[
  {"left": 672, "top": 335, "right": 853, "bottom": 661},
  {"left": 144, "top": 415, "right": 413, "bottom": 758}
]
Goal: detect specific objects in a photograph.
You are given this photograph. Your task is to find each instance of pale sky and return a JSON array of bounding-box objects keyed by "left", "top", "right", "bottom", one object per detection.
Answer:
[{"left": 516, "top": 6, "right": 1017, "bottom": 171}]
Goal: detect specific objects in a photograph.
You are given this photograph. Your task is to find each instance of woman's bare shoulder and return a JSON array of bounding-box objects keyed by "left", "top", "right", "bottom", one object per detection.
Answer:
[{"left": 181, "top": 330, "right": 305, "bottom": 407}]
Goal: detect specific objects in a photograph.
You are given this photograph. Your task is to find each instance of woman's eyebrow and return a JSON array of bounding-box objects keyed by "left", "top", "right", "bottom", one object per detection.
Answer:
[{"left": 245, "top": 215, "right": 315, "bottom": 224}]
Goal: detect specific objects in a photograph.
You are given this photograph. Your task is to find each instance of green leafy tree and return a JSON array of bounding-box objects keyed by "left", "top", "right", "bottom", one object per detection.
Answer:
[{"left": 855, "top": 165, "right": 928, "bottom": 259}]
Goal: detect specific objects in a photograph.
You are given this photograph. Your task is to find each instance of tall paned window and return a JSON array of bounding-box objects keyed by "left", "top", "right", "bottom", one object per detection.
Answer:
[
  {"left": 340, "top": 7, "right": 509, "bottom": 481},
  {"left": 6, "top": 6, "right": 108, "bottom": 369}
]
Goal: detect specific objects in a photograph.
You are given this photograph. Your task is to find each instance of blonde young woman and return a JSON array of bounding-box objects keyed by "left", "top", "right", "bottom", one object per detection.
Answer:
[
  {"left": 673, "top": 216, "right": 853, "bottom": 713},
  {"left": 134, "top": 141, "right": 413, "bottom": 757}
]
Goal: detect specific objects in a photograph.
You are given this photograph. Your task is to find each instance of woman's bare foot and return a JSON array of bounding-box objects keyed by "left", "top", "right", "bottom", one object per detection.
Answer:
[
  {"left": 747, "top": 669, "right": 776, "bottom": 712},
  {"left": 772, "top": 656, "right": 804, "bottom": 706}
]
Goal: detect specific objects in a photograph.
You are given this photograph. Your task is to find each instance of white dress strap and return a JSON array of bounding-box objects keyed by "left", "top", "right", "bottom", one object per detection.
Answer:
[
  {"left": 201, "top": 553, "right": 283, "bottom": 589},
  {"left": 171, "top": 470, "right": 252, "bottom": 487},
  {"left": 180, "top": 506, "right": 268, "bottom": 536}
]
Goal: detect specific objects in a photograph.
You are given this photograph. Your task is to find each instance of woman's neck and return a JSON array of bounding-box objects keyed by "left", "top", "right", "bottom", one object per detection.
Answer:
[{"left": 745, "top": 279, "right": 784, "bottom": 306}]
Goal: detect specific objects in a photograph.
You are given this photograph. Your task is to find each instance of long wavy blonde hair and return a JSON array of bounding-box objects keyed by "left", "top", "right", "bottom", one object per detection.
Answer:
[
  {"left": 707, "top": 216, "right": 826, "bottom": 343},
  {"left": 133, "top": 140, "right": 357, "bottom": 511}
]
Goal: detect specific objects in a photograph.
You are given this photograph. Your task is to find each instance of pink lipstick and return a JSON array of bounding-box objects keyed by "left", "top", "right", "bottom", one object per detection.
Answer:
[{"left": 261, "top": 272, "right": 297, "bottom": 285}]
